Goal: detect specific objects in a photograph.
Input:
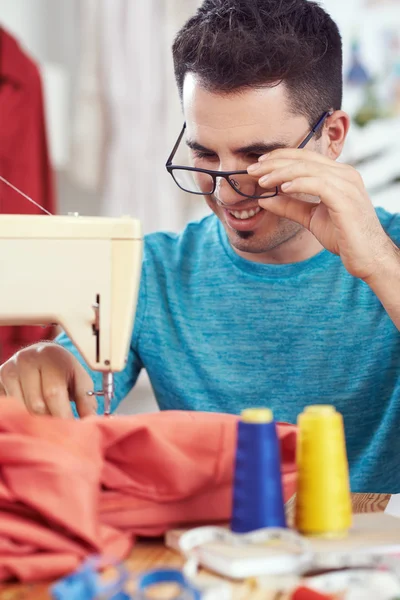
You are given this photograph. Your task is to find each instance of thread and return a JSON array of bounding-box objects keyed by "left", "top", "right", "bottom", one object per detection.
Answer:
[
  {"left": 0, "top": 175, "right": 52, "bottom": 215},
  {"left": 231, "top": 408, "right": 286, "bottom": 533},
  {"left": 295, "top": 405, "right": 352, "bottom": 538}
]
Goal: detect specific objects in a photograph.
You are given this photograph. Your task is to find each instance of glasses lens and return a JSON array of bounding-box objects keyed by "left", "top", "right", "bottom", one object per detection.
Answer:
[
  {"left": 172, "top": 169, "right": 214, "bottom": 195},
  {"left": 255, "top": 186, "right": 279, "bottom": 199},
  {"left": 171, "top": 168, "right": 278, "bottom": 198},
  {"left": 226, "top": 176, "right": 278, "bottom": 199}
]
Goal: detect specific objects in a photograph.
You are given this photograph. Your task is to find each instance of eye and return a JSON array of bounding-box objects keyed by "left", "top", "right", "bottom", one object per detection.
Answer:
[
  {"left": 248, "top": 153, "right": 264, "bottom": 160},
  {"left": 193, "top": 151, "right": 218, "bottom": 160}
]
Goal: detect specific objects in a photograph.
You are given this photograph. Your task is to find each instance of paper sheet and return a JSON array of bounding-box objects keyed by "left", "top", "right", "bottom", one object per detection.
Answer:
[{"left": 384, "top": 494, "right": 400, "bottom": 518}]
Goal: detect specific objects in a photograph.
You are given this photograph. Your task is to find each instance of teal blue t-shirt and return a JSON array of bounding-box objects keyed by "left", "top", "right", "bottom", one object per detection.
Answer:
[{"left": 57, "top": 208, "right": 400, "bottom": 493}]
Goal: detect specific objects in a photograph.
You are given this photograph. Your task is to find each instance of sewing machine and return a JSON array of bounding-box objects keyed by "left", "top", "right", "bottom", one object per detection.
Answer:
[{"left": 0, "top": 214, "right": 143, "bottom": 414}]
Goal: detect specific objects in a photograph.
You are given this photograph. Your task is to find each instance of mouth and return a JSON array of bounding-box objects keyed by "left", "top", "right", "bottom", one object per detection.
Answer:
[
  {"left": 227, "top": 206, "right": 262, "bottom": 220},
  {"left": 222, "top": 205, "right": 265, "bottom": 231}
]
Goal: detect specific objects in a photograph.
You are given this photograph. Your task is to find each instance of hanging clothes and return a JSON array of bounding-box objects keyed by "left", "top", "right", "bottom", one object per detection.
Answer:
[
  {"left": 69, "top": 0, "right": 203, "bottom": 234},
  {"left": 68, "top": 0, "right": 106, "bottom": 193},
  {"left": 0, "top": 27, "right": 56, "bottom": 363}
]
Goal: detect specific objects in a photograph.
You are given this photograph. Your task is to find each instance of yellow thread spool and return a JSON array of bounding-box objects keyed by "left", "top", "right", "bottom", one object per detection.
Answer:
[{"left": 295, "top": 405, "right": 352, "bottom": 538}]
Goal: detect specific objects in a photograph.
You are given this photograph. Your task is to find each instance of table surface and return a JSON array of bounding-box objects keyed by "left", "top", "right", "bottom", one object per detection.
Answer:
[{"left": 0, "top": 493, "right": 391, "bottom": 600}]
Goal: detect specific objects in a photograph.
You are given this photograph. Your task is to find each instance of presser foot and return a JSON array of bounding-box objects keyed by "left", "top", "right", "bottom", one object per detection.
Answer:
[{"left": 87, "top": 371, "right": 114, "bottom": 417}]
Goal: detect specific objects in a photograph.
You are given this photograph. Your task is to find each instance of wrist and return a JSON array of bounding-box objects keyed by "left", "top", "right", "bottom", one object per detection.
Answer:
[{"left": 363, "top": 238, "right": 400, "bottom": 288}]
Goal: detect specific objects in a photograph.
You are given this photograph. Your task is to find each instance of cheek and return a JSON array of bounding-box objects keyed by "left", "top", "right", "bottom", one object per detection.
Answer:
[{"left": 205, "top": 195, "right": 216, "bottom": 209}]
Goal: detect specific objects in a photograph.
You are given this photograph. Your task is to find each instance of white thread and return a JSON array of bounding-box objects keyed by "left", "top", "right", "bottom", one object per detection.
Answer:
[
  {"left": 178, "top": 526, "right": 314, "bottom": 580},
  {"left": 0, "top": 175, "right": 52, "bottom": 216}
]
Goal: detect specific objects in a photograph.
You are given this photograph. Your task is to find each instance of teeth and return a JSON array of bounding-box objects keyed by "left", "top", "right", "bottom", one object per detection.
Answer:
[{"left": 230, "top": 207, "right": 261, "bottom": 220}]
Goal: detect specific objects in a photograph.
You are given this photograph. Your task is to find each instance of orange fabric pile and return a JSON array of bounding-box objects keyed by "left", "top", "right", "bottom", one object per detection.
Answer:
[{"left": 0, "top": 405, "right": 297, "bottom": 582}]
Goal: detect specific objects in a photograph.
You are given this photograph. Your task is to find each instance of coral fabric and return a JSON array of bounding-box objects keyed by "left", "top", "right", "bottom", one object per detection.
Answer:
[
  {"left": 0, "top": 405, "right": 297, "bottom": 582},
  {"left": 0, "top": 27, "right": 56, "bottom": 362}
]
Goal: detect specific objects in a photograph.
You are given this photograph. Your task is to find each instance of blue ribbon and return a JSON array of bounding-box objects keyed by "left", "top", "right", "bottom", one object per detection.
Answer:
[
  {"left": 50, "top": 557, "right": 130, "bottom": 600},
  {"left": 137, "top": 568, "right": 201, "bottom": 600},
  {"left": 51, "top": 560, "right": 203, "bottom": 600}
]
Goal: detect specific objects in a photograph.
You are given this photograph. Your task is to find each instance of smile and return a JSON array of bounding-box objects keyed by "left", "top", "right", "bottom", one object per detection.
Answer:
[{"left": 228, "top": 207, "right": 262, "bottom": 220}]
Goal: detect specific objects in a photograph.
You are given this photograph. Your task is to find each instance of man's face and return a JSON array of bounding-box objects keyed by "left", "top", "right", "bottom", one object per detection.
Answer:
[{"left": 182, "top": 74, "right": 322, "bottom": 258}]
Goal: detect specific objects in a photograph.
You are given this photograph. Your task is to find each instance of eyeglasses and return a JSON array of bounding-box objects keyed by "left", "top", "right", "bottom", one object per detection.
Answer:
[{"left": 165, "top": 111, "right": 332, "bottom": 200}]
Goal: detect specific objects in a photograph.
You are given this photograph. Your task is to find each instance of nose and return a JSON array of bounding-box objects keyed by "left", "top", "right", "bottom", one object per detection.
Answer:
[
  {"left": 214, "top": 175, "right": 257, "bottom": 206},
  {"left": 214, "top": 177, "right": 241, "bottom": 205}
]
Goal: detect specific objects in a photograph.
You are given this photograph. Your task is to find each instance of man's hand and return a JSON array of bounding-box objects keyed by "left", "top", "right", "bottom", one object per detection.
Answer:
[
  {"left": 0, "top": 344, "right": 96, "bottom": 418},
  {"left": 248, "top": 149, "right": 398, "bottom": 281}
]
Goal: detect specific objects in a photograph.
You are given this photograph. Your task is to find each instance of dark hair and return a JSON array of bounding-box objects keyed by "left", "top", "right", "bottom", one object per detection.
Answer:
[{"left": 172, "top": 0, "right": 343, "bottom": 127}]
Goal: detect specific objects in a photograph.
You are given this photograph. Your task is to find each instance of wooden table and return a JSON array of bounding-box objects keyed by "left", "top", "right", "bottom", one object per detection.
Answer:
[{"left": 0, "top": 493, "right": 391, "bottom": 600}]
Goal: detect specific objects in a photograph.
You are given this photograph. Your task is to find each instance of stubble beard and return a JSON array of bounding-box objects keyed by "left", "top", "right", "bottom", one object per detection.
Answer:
[
  {"left": 227, "top": 219, "right": 303, "bottom": 255},
  {"left": 207, "top": 195, "right": 304, "bottom": 255}
]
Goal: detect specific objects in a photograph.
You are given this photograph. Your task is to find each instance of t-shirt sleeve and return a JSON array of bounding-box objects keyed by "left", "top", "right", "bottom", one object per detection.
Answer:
[{"left": 55, "top": 258, "right": 147, "bottom": 415}]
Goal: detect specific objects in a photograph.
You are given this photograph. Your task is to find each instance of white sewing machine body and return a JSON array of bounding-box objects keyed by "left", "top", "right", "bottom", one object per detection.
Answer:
[{"left": 0, "top": 214, "right": 143, "bottom": 374}]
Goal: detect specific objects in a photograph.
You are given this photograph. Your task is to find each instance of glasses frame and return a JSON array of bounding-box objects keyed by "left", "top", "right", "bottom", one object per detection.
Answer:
[{"left": 165, "top": 111, "right": 332, "bottom": 199}]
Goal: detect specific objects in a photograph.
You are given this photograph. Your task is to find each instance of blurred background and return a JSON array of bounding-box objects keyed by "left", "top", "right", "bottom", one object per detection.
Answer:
[{"left": 0, "top": 0, "right": 399, "bottom": 413}]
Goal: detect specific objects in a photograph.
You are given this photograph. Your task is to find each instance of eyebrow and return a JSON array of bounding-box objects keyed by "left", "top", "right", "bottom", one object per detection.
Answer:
[{"left": 186, "top": 140, "right": 291, "bottom": 155}]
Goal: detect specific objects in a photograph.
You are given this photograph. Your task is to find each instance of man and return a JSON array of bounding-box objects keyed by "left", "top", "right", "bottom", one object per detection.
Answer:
[{"left": 0, "top": 0, "right": 399, "bottom": 492}]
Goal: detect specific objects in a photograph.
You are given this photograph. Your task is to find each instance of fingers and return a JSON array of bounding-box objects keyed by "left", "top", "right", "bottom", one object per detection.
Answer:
[
  {"left": 19, "top": 363, "right": 51, "bottom": 416},
  {"left": 257, "top": 163, "right": 335, "bottom": 198},
  {"left": 258, "top": 193, "right": 316, "bottom": 229},
  {"left": 0, "top": 343, "right": 96, "bottom": 419},
  {"left": 256, "top": 148, "right": 344, "bottom": 167},
  {"left": 274, "top": 176, "right": 361, "bottom": 215},
  {"left": 0, "top": 361, "right": 25, "bottom": 405},
  {"left": 255, "top": 169, "right": 337, "bottom": 213},
  {"left": 248, "top": 155, "right": 361, "bottom": 193},
  {"left": 37, "top": 344, "right": 93, "bottom": 418},
  {"left": 40, "top": 365, "right": 73, "bottom": 418},
  {"left": 255, "top": 164, "right": 343, "bottom": 213},
  {"left": 37, "top": 345, "right": 95, "bottom": 418},
  {"left": 72, "top": 364, "right": 97, "bottom": 418}
]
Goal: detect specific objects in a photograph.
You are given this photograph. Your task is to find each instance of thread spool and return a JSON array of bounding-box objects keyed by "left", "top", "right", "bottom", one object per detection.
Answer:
[
  {"left": 295, "top": 405, "right": 352, "bottom": 538},
  {"left": 231, "top": 408, "right": 286, "bottom": 533}
]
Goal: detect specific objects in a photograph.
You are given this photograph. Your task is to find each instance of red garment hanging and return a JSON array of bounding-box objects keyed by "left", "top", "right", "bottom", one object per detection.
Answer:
[{"left": 0, "top": 27, "right": 56, "bottom": 362}]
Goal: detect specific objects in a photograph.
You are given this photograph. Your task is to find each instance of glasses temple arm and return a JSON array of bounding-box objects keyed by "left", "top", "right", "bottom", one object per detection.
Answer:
[
  {"left": 298, "top": 111, "right": 332, "bottom": 149},
  {"left": 166, "top": 123, "right": 187, "bottom": 166}
]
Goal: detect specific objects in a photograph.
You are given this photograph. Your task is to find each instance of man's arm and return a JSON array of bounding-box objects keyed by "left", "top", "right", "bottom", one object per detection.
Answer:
[
  {"left": 248, "top": 143, "right": 400, "bottom": 331},
  {"left": 364, "top": 241, "right": 400, "bottom": 331}
]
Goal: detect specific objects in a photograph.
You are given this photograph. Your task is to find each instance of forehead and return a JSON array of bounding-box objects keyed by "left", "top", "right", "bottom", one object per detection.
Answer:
[{"left": 182, "top": 73, "right": 306, "bottom": 142}]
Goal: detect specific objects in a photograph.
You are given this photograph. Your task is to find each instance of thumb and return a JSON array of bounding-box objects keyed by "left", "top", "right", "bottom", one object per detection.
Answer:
[
  {"left": 258, "top": 195, "right": 315, "bottom": 230},
  {"left": 71, "top": 362, "right": 97, "bottom": 418}
]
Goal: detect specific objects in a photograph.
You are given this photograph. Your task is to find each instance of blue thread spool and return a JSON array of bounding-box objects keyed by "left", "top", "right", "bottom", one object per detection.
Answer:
[{"left": 231, "top": 408, "right": 286, "bottom": 533}]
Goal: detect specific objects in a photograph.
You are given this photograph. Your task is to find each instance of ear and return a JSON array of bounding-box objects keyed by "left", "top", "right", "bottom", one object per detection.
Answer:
[{"left": 322, "top": 110, "right": 351, "bottom": 160}]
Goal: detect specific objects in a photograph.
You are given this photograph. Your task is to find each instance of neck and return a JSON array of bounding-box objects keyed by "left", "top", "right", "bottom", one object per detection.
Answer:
[{"left": 235, "top": 229, "right": 324, "bottom": 264}]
